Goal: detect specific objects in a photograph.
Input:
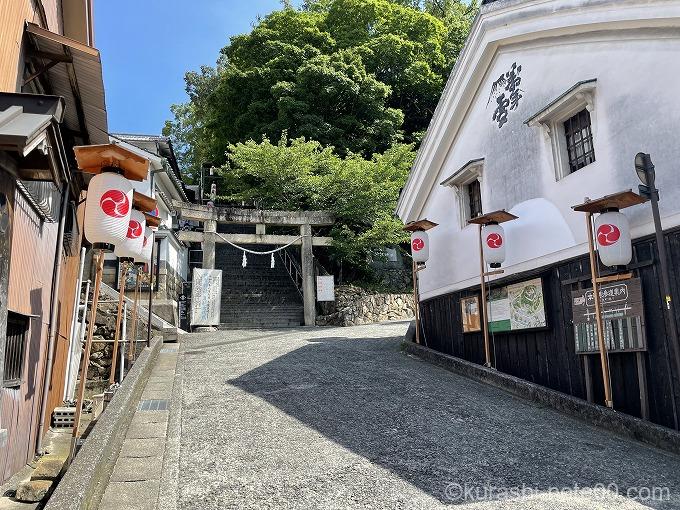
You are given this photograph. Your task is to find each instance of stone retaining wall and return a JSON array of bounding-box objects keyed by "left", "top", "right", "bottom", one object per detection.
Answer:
[{"left": 316, "top": 285, "right": 414, "bottom": 326}]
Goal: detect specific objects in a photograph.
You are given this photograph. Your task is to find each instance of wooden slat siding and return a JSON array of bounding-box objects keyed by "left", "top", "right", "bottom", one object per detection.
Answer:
[
  {"left": 0, "top": 190, "right": 59, "bottom": 484},
  {"left": 44, "top": 200, "right": 85, "bottom": 432},
  {"left": 420, "top": 226, "right": 680, "bottom": 430},
  {"left": 0, "top": 0, "right": 63, "bottom": 93}
]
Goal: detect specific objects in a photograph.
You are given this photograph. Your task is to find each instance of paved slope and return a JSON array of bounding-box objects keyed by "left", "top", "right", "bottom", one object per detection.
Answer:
[{"left": 170, "top": 323, "right": 680, "bottom": 509}]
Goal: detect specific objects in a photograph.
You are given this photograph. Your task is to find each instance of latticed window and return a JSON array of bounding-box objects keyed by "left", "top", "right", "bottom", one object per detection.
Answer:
[
  {"left": 564, "top": 109, "right": 595, "bottom": 173},
  {"left": 3, "top": 313, "right": 29, "bottom": 388},
  {"left": 468, "top": 179, "right": 482, "bottom": 219}
]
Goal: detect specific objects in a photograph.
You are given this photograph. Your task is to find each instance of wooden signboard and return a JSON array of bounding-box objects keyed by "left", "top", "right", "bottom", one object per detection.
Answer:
[
  {"left": 572, "top": 278, "right": 646, "bottom": 353},
  {"left": 191, "top": 268, "right": 222, "bottom": 327}
]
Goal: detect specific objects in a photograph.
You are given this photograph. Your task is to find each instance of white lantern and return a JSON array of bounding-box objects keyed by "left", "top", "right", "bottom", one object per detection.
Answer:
[
  {"left": 411, "top": 230, "right": 429, "bottom": 263},
  {"left": 84, "top": 172, "right": 133, "bottom": 250},
  {"left": 135, "top": 227, "right": 154, "bottom": 265},
  {"left": 482, "top": 223, "right": 506, "bottom": 267},
  {"left": 114, "top": 210, "right": 146, "bottom": 261},
  {"left": 595, "top": 210, "right": 632, "bottom": 266}
]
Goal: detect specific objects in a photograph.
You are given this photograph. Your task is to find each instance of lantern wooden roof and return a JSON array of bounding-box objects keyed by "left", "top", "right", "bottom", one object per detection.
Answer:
[
  {"left": 467, "top": 210, "right": 518, "bottom": 225},
  {"left": 403, "top": 219, "right": 438, "bottom": 232},
  {"left": 144, "top": 213, "right": 161, "bottom": 228},
  {"left": 572, "top": 190, "right": 647, "bottom": 213},
  {"left": 73, "top": 143, "right": 150, "bottom": 181},
  {"left": 133, "top": 191, "right": 157, "bottom": 213}
]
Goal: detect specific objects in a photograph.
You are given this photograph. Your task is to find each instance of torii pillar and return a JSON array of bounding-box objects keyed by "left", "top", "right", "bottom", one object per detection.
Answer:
[
  {"left": 203, "top": 219, "right": 216, "bottom": 269},
  {"left": 300, "top": 223, "right": 315, "bottom": 326}
]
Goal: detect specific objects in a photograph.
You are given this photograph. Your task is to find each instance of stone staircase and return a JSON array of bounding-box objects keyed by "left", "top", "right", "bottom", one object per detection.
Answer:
[{"left": 215, "top": 242, "right": 304, "bottom": 328}]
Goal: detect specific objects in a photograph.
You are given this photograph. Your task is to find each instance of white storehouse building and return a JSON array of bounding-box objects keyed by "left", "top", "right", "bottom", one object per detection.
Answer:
[{"left": 397, "top": 0, "right": 680, "bottom": 429}]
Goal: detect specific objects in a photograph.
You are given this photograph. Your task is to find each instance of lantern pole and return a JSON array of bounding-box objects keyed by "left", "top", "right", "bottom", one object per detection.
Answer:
[
  {"left": 128, "top": 269, "right": 141, "bottom": 362},
  {"left": 477, "top": 224, "right": 492, "bottom": 367},
  {"left": 109, "top": 260, "right": 129, "bottom": 386},
  {"left": 72, "top": 251, "right": 104, "bottom": 455},
  {"left": 147, "top": 239, "right": 155, "bottom": 348},
  {"left": 412, "top": 260, "right": 420, "bottom": 345},
  {"left": 403, "top": 219, "right": 438, "bottom": 346},
  {"left": 585, "top": 212, "right": 614, "bottom": 408}
]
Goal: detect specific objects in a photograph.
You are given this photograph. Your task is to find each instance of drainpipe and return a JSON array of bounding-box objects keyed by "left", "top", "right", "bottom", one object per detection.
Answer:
[{"left": 36, "top": 183, "right": 70, "bottom": 455}]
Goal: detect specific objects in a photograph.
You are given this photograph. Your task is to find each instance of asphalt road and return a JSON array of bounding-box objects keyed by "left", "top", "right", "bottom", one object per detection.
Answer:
[{"left": 170, "top": 322, "right": 680, "bottom": 509}]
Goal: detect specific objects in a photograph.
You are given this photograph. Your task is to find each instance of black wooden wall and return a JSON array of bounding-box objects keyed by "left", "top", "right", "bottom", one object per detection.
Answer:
[{"left": 420, "top": 227, "right": 680, "bottom": 430}]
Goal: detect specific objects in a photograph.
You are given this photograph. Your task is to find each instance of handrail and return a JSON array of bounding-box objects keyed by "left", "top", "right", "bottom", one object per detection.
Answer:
[{"left": 278, "top": 248, "right": 303, "bottom": 298}]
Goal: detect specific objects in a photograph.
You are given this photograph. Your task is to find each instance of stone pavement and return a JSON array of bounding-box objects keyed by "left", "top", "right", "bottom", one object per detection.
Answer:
[
  {"left": 97, "top": 344, "right": 179, "bottom": 510},
  {"left": 98, "top": 322, "right": 680, "bottom": 509}
]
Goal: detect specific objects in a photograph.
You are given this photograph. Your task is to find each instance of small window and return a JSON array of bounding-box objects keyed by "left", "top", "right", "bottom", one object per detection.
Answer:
[
  {"left": 4, "top": 313, "right": 29, "bottom": 388},
  {"left": 467, "top": 180, "right": 482, "bottom": 219},
  {"left": 564, "top": 109, "right": 595, "bottom": 173}
]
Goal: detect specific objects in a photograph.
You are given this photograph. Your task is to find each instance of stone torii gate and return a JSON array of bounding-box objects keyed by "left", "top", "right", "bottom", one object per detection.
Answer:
[{"left": 172, "top": 201, "right": 334, "bottom": 326}]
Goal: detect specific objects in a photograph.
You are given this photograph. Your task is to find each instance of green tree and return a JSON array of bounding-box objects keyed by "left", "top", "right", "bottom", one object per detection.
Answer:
[
  {"left": 219, "top": 135, "right": 414, "bottom": 274},
  {"left": 164, "top": 0, "right": 475, "bottom": 173}
]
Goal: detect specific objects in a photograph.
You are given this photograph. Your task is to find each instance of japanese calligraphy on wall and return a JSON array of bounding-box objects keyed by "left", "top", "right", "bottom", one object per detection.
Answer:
[
  {"left": 571, "top": 278, "right": 646, "bottom": 354},
  {"left": 488, "top": 62, "right": 523, "bottom": 128},
  {"left": 191, "top": 268, "right": 222, "bottom": 327}
]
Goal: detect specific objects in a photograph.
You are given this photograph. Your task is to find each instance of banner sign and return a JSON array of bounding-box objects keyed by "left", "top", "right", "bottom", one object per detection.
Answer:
[
  {"left": 316, "top": 275, "right": 335, "bottom": 302},
  {"left": 487, "top": 278, "right": 547, "bottom": 332},
  {"left": 191, "top": 268, "right": 222, "bottom": 327},
  {"left": 572, "top": 278, "right": 646, "bottom": 354}
]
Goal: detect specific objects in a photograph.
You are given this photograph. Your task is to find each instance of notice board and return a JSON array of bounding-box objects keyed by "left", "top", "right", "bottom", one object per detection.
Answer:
[{"left": 191, "top": 268, "right": 222, "bottom": 327}]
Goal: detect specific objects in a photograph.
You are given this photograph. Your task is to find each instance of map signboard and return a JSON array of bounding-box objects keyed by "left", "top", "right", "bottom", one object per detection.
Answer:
[
  {"left": 571, "top": 278, "right": 646, "bottom": 354},
  {"left": 487, "top": 278, "right": 547, "bottom": 332},
  {"left": 191, "top": 268, "right": 222, "bottom": 327}
]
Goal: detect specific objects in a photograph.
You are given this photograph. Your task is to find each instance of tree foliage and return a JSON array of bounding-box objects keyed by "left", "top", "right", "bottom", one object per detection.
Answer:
[
  {"left": 219, "top": 135, "right": 414, "bottom": 272},
  {"left": 164, "top": 0, "right": 476, "bottom": 181}
]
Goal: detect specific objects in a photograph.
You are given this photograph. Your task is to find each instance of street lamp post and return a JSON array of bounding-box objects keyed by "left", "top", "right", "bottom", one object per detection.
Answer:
[{"left": 635, "top": 153, "right": 680, "bottom": 419}]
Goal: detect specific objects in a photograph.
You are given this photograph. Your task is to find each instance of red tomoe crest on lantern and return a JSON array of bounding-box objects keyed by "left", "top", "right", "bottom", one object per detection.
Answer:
[
  {"left": 486, "top": 232, "right": 503, "bottom": 249},
  {"left": 596, "top": 224, "right": 621, "bottom": 247},
  {"left": 127, "top": 220, "right": 143, "bottom": 239},
  {"left": 594, "top": 211, "right": 632, "bottom": 267},
  {"left": 100, "top": 190, "right": 130, "bottom": 218},
  {"left": 410, "top": 231, "right": 429, "bottom": 263}
]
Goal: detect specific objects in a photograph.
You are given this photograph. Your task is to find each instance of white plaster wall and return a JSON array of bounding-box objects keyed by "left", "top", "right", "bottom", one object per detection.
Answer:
[{"left": 415, "top": 30, "right": 680, "bottom": 299}]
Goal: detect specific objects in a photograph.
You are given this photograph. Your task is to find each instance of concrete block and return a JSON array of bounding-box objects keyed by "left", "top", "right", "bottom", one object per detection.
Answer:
[
  {"left": 110, "top": 455, "right": 163, "bottom": 482},
  {"left": 16, "top": 480, "right": 52, "bottom": 502},
  {"left": 30, "top": 455, "right": 66, "bottom": 481},
  {"left": 119, "top": 438, "right": 166, "bottom": 459},
  {"left": 126, "top": 421, "right": 167, "bottom": 439},
  {"left": 98, "top": 480, "right": 159, "bottom": 510}
]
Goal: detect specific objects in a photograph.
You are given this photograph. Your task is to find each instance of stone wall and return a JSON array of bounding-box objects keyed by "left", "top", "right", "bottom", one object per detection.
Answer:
[
  {"left": 316, "top": 285, "right": 415, "bottom": 326},
  {"left": 86, "top": 301, "right": 153, "bottom": 382}
]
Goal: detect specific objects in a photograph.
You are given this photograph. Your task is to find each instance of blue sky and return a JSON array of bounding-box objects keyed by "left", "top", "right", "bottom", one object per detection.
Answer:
[{"left": 95, "top": 0, "right": 293, "bottom": 135}]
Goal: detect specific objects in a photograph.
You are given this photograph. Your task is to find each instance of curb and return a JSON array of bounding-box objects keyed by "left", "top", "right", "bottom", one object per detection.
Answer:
[
  {"left": 402, "top": 340, "right": 680, "bottom": 455},
  {"left": 45, "top": 336, "right": 164, "bottom": 510}
]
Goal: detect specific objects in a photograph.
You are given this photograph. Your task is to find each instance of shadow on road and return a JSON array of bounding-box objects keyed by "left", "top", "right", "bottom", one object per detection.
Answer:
[{"left": 228, "top": 334, "right": 680, "bottom": 507}]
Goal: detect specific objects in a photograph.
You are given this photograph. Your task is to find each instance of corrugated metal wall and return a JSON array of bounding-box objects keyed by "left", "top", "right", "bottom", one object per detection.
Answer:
[{"left": 0, "top": 189, "right": 58, "bottom": 483}]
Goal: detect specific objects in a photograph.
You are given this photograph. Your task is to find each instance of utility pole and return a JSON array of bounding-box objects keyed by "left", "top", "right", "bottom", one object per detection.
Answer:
[{"left": 636, "top": 153, "right": 680, "bottom": 426}]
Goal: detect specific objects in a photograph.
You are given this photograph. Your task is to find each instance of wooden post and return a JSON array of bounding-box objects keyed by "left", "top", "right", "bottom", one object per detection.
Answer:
[
  {"left": 585, "top": 212, "right": 614, "bottom": 408},
  {"left": 636, "top": 352, "right": 650, "bottom": 420},
  {"left": 128, "top": 270, "right": 141, "bottom": 362},
  {"left": 109, "top": 261, "right": 128, "bottom": 386},
  {"left": 478, "top": 224, "right": 492, "bottom": 367},
  {"left": 72, "top": 252, "right": 104, "bottom": 449},
  {"left": 412, "top": 260, "right": 420, "bottom": 345}
]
